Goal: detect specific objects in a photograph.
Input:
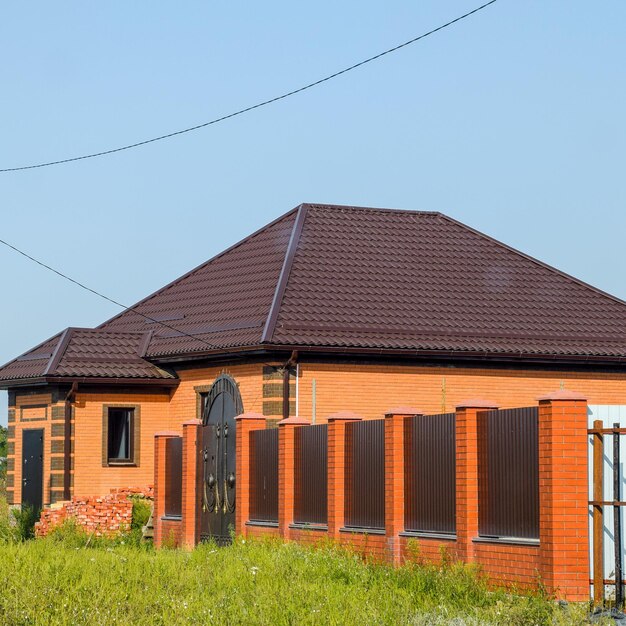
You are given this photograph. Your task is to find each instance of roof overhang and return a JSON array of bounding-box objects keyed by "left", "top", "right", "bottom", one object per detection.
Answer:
[
  {"left": 148, "top": 343, "right": 626, "bottom": 370},
  {"left": 0, "top": 376, "right": 180, "bottom": 391}
]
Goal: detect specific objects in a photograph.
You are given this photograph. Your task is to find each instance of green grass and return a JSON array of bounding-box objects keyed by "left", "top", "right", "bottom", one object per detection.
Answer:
[{"left": 0, "top": 492, "right": 597, "bottom": 625}]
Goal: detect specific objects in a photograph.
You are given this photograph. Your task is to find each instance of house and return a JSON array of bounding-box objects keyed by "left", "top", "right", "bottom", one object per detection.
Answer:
[{"left": 3, "top": 202, "right": 626, "bottom": 515}]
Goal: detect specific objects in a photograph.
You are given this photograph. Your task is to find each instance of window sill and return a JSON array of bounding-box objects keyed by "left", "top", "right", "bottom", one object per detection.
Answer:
[
  {"left": 161, "top": 515, "right": 182, "bottom": 522},
  {"left": 289, "top": 523, "right": 328, "bottom": 532},
  {"left": 339, "top": 526, "right": 385, "bottom": 535},
  {"left": 246, "top": 520, "right": 279, "bottom": 528},
  {"left": 473, "top": 536, "right": 539, "bottom": 547},
  {"left": 107, "top": 461, "right": 137, "bottom": 467},
  {"left": 400, "top": 531, "right": 457, "bottom": 541}
]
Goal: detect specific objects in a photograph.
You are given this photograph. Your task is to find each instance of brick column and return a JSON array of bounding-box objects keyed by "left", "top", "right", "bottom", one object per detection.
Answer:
[
  {"left": 455, "top": 399, "right": 498, "bottom": 563},
  {"left": 235, "top": 412, "right": 267, "bottom": 537},
  {"left": 153, "top": 431, "right": 181, "bottom": 549},
  {"left": 537, "top": 391, "right": 589, "bottom": 601},
  {"left": 278, "top": 416, "right": 310, "bottom": 539},
  {"left": 385, "top": 407, "right": 421, "bottom": 564},
  {"left": 181, "top": 419, "right": 202, "bottom": 550},
  {"left": 327, "top": 411, "right": 362, "bottom": 539}
]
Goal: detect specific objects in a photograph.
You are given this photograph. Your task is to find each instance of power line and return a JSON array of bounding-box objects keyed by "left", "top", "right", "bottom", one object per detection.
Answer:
[
  {"left": 0, "top": 235, "right": 305, "bottom": 414},
  {"left": 0, "top": 236, "right": 225, "bottom": 352},
  {"left": 0, "top": 0, "right": 499, "bottom": 173}
]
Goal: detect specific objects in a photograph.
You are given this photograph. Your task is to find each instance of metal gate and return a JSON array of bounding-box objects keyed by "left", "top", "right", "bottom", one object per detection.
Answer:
[
  {"left": 588, "top": 405, "right": 626, "bottom": 604},
  {"left": 200, "top": 376, "right": 242, "bottom": 545}
]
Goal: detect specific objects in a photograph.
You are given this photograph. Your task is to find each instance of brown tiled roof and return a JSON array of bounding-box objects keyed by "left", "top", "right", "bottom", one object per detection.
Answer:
[
  {"left": 0, "top": 334, "right": 64, "bottom": 382},
  {"left": 268, "top": 205, "right": 626, "bottom": 358},
  {"left": 100, "top": 208, "right": 298, "bottom": 357},
  {"left": 0, "top": 328, "right": 174, "bottom": 382},
  {"left": 2, "top": 202, "right": 626, "bottom": 385}
]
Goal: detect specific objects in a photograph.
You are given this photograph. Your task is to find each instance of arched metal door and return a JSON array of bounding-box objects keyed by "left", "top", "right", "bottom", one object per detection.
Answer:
[{"left": 200, "top": 376, "right": 241, "bottom": 545}]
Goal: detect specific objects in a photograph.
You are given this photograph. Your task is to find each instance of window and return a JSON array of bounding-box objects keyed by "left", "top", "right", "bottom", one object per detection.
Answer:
[{"left": 107, "top": 408, "right": 134, "bottom": 464}]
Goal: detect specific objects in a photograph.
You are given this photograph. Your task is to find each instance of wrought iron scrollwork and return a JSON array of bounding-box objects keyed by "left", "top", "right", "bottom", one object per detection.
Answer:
[{"left": 223, "top": 473, "right": 236, "bottom": 513}]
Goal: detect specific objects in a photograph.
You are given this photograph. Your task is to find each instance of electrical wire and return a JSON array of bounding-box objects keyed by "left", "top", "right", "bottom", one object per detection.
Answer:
[
  {"left": 0, "top": 236, "right": 296, "bottom": 414},
  {"left": 0, "top": 0, "right": 498, "bottom": 172},
  {"left": 0, "top": 236, "right": 227, "bottom": 352}
]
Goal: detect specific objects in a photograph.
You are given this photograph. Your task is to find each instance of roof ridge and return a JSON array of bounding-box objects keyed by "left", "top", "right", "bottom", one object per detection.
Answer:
[
  {"left": 43, "top": 327, "right": 75, "bottom": 375},
  {"left": 97, "top": 205, "right": 301, "bottom": 330},
  {"left": 438, "top": 213, "right": 626, "bottom": 308},
  {"left": 303, "top": 202, "right": 441, "bottom": 217},
  {"left": 261, "top": 204, "right": 309, "bottom": 343}
]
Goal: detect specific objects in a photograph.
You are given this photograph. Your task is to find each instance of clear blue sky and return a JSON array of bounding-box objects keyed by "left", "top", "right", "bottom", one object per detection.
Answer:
[{"left": 1, "top": 1, "right": 625, "bottom": 426}]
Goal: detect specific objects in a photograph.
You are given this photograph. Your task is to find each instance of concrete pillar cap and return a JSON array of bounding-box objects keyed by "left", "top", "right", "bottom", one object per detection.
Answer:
[
  {"left": 455, "top": 399, "right": 499, "bottom": 410},
  {"left": 235, "top": 412, "right": 266, "bottom": 421},
  {"left": 182, "top": 419, "right": 203, "bottom": 426},
  {"left": 537, "top": 390, "right": 587, "bottom": 402},
  {"left": 277, "top": 416, "right": 310, "bottom": 426},
  {"left": 385, "top": 406, "right": 422, "bottom": 417},
  {"left": 154, "top": 431, "right": 180, "bottom": 437},
  {"left": 327, "top": 410, "right": 363, "bottom": 422}
]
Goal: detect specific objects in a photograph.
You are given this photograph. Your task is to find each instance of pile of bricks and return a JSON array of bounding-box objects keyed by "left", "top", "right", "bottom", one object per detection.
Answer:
[
  {"left": 110, "top": 485, "right": 154, "bottom": 499},
  {"left": 35, "top": 486, "right": 153, "bottom": 538}
]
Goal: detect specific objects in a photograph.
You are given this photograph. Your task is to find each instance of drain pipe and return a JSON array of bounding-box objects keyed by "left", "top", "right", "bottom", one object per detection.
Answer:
[
  {"left": 63, "top": 383, "right": 78, "bottom": 501},
  {"left": 282, "top": 351, "right": 298, "bottom": 420}
]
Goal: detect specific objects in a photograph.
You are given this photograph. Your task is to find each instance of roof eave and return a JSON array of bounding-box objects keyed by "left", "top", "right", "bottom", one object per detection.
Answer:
[
  {"left": 0, "top": 375, "right": 179, "bottom": 391},
  {"left": 146, "top": 343, "right": 626, "bottom": 368}
]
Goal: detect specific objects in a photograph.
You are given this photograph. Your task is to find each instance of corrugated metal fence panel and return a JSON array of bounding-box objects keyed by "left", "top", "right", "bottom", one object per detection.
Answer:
[
  {"left": 164, "top": 437, "right": 182, "bottom": 517},
  {"left": 588, "top": 405, "right": 626, "bottom": 600},
  {"left": 404, "top": 413, "right": 456, "bottom": 534},
  {"left": 249, "top": 428, "right": 279, "bottom": 523},
  {"left": 345, "top": 419, "right": 385, "bottom": 530},
  {"left": 478, "top": 407, "right": 539, "bottom": 539},
  {"left": 294, "top": 424, "right": 328, "bottom": 525}
]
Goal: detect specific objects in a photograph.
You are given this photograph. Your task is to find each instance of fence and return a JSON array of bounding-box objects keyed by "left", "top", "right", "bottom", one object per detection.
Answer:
[
  {"left": 153, "top": 392, "right": 591, "bottom": 601},
  {"left": 478, "top": 407, "right": 539, "bottom": 540},
  {"left": 164, "top": 437, "right": 182, "bottom": 518},
  {"left": 249, "top": 428, "right": 279, "bottom": 523},
  {"left": 588, "top": 405, "right": 626, "bottom": 605},
  {"left": 294, "top": 424, "right": 328, "bottom": 526},
  {"left": 404, "top": 413, "right": 456, "bottom": 535},
  {"left": 345, "top": 419, "right": 385, "bottom": 530}
]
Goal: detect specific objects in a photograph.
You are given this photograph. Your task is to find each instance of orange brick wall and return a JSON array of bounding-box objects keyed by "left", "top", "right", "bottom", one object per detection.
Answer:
[
  {"left": 168, "top": 363, "right": 265, "bottom": 428},
  {"left": 7, "top": 392, "right": 54, "bottom": 506},
  {"left": 68, "top": 364, "right": 264, "bottom": 501},
  {"left": 73, "top": 391, "right": 170, "bottom": 497},
  {"left": 296, "top": 362, "right": 626, "bottom": 420}
]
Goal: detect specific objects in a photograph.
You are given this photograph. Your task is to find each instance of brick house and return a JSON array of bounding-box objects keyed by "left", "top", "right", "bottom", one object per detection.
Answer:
[{"left": 3, "top": 202, "right": 626, "bottom": 526}]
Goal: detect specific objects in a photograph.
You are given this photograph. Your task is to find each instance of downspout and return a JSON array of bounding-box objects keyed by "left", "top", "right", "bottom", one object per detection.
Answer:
[
  {"left": 282, "top": 351, "right": 298, "bottom": 420},
  {"left": 63, "top": 382, "right": 77, "bottom": 501}
]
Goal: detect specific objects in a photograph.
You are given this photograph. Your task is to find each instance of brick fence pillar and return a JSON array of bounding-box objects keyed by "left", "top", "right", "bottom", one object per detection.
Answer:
[
  {"left": 181, "top": 419, "right": 202, "bottom": 550},
  {"left": 153, "top": 430, "right": 181, "bottom": 549},
  {"left": 278, "top": 416, "right": 310, "bottom": 539},
  {"left": 537, "top": 391, "right": 589, "bottom": 601},
  {"left": 235, "top": 412, "right": 267, "bottom": 537},
  {"left": 455, "top": 399, "right": 498, "bottom": 563},
  {"left": 384, "top": 407, "right": 421, "bottom": 564},
  {"left": 327, "top": 411, "right": 362, "bottom": 539}
]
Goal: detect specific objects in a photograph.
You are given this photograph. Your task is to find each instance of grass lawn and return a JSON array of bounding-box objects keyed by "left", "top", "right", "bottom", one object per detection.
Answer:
[
  {"left": 0, "top": 538, "right": 596, "bottom": 625},
  {"left": 0, "top": 494, "right": 596, "bottom": 625}
]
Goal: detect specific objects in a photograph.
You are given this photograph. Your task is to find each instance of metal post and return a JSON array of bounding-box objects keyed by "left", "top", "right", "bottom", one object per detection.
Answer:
[
  {"left": 614, "top": 423, "right": 623, "bottom": 608},
  {"left": 593, "top": 420, "right": 604, "bottom": 605}
]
